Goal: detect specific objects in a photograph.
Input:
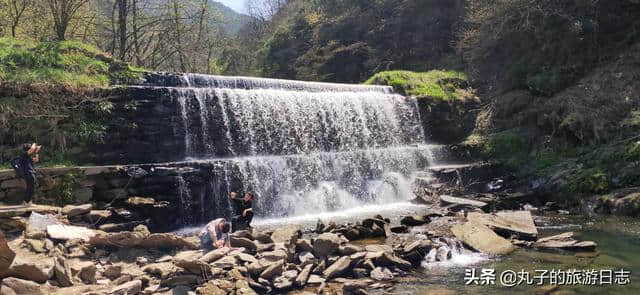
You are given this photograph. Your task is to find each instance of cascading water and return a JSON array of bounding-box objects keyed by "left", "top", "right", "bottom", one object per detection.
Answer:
[{"left": 158, "top": 73, "right": 436, "bottom": 222}]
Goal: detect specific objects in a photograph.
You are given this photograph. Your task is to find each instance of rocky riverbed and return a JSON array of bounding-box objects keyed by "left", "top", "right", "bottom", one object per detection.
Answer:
[{"left": 0, "top": 191, "right": 602, "bottom": 295}]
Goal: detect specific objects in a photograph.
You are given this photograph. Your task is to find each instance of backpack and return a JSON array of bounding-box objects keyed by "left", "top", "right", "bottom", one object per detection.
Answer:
[{"left": 9, "top": 157, "right": 26, "bottom": 178}]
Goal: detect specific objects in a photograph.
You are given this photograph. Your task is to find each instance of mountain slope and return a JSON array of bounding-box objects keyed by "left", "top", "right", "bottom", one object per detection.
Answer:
[{"left": 211, "top": 1, "right": 251, "bottom": 35}]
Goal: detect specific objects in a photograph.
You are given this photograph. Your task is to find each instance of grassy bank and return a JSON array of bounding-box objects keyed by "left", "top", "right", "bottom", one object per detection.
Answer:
[
  {"left": 0, "top": 37, "right": 143, "bottom": 88},
  {"left": 365, "top": 70, "right": 470, "bottom": 99}
]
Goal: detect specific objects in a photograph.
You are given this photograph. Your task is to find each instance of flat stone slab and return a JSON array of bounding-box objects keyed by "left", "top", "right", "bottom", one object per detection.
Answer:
[
  {"left": 467, "top": 211, "right": 538, "bottom": 240},
  {"left": 440, "top": 195, "right": 487, "bottom": 208},
  {"left": 451, "top": 220, "right": 515, "bottom": 255},
  {"left": 0, "top": 205, "right": 60, "bottom": 218},
  {"left": 533, "top": 232, "right": 597, "bottom": 251},
  {"left": 47, "top": 225, "right": 98, "bottom": 242}
]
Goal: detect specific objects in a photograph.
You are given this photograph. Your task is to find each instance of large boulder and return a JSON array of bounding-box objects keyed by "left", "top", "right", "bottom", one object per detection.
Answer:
[
  {"left": 46, "top": 224, "right": 97, "bottom": 242},
  {"left": 1, "top": 231, "right": 15, "bottom": 273},
  {"left": 270, "top": 225, "right": 301, "bottom": 246},
  {"left": 467, "top": 211, "right": 538, "bottom": 240},
  {"left": 322, "top": 256, "right": 351, "bottom": 279},
  {"left": 533, "top": 232, "right": 597, "bottom": 251},
  {"left": 312, "top": 233, "right": 342, "bottom": 258},
  {"left": 199, "top": 248, "right": 230, "bottom": 263},
  {"left": 3, "top": 255, "right": 55, "bottom": 283},
  {"left": 139, "top": 233, "right": 199, "bottom": 250},
  {"left": 451, "top": 220, "right": 515, "bottom": 255},
  {"left": 230, "top": 236, "right": 257, "bottom": 252},
  {"left": 62, "top": 204, "right": 93, "bottom": 218},
  {"left": 0, "top": 277, "right": 44, "bottom": 295}
]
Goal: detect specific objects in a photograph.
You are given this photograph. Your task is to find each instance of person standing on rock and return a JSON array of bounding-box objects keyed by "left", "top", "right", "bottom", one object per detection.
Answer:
[
  {"left": 18, "top": 143, "right": 40, "bottom": 207},
  {"left": 199, "top": 218, "right": 231, "bottom": 251},
  {"left": 230, "top": 191, "right": 254, "bottom": 232}
]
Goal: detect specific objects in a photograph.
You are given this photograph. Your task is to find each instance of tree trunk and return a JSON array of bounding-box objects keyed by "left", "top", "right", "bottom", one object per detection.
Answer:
[{"left": 118, "top": 0, "right": 127, "bottom": 60}]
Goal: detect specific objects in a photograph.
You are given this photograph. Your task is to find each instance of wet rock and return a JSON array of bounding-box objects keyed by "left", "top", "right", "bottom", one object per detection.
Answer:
[
  {"left": 313, "top": 233, "right": 342, "bottom": 258},
  {"left": 374, "top": 252, "right": 412, "bottom": 270},
  {"left": 316, "top": 219, "right": 325, "bottom": 233},
  {"left": 251, "top": 229, "right": 272, "bottom": 244},
  {"left": 436, "top": 246, "right": 451, "bottom": 261},
  {"left": 370, "top": 223, "right": 386, "bottom": 237},
  {"left": 62, "top": 204, "right": 93, "bottom": 218},
  {"left": 404, "top": 240, "right": 433, "bottom": 254},
  {"left": 440, "top": 195, "right": 487, "bottom": 208},
  {"left": 467, "top": 211, "right": 538, "bottom": 240},
  {"left": 352, "top": 267, "right": 369, "bottom": 279},
  {"left": 362, "top": 218, "right": 387, "bottom": 229},
  {"left": 322, "top": 256, "right": 351, "bottom": 279},
  {"left": 533, "top": 232, "right": 597, "bottom": 251},
  {"left": 53, "top": 256, "right": 73, "bottom": 287},
  {"left": 259, "top": 259, "right": 284, "bottom": 280},
  {"left": 270, "top": 225, "right": 301, "bottom": 246},
  {"left": 273, "top": 270, "right": 298, "bottom": 290},
  {"left": 0, "top": 277, "right": 43, "bottom": 295},
  {"left": 231, "top": 236, "right": 258, "bottom": 252},
  {"left": 46, "top": 224, "right": 97, "bottom": 242},
  {"left": 401, "top": 215, "right": 429, "bottom": 226},
  {"left": 0, "top": 231, "right": 15, "bottom": 273},
  {"left": 390, "top": 225, "right": 408, "bottom": 234},
  {"left": 451, "top": 220, "right": 515, "bottom": 255},
  {"left": 3, "top": 255, "right": 54, "bottom": 283},
  {"left": 296, "top": 239, "right": 314, "bottom": 253},
  {"left": 370, "top": 267, "right": 393, "bottom": 281},
  {"left": 296, "top": 264, "right": 313, "bottom": 287},
  {"left": 307, "top": 274, "right": 325, "bottom": 284},
  {"left": 110, "top": 279, "right": 142, "bottom": 295},
  {"left": 339, "top": 244, "right": 363, "bottom": 256}
]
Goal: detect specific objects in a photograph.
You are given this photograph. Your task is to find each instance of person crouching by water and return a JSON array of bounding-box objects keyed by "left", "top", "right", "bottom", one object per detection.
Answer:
[
  {"left": 230, "top": 192, "right": 254, "bottom": 232},
  {"left": 199, "top": 218, "right": 231, "bottom": 251},
  {"left": 20, "top": 143, "right": 40, "bottom": 207}
]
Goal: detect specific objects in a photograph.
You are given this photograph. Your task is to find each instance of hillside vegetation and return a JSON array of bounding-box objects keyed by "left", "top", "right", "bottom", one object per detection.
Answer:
[{"left": 0, "top": 37, "right": 142, "bottom": 87}]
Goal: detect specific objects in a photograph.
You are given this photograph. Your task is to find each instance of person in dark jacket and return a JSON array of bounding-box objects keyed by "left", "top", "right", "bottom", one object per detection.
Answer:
[
  {"left": 230, "top": 191, "right": 254, "bottom": 232},
  {"left": 20, "top": 143, "right": 40, "bottom": 206}
]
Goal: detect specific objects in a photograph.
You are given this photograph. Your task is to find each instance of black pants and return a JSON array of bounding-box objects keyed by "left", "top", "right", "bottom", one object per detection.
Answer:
[
  {"left": 24, "top": 173, "right": 36, "bottom": 203},
  {"left": 232, "top": 213, "right": 253, "bottom": 232}
]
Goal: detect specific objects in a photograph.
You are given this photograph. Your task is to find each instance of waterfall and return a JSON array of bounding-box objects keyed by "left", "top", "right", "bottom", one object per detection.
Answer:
[{"left": 146, "top": 73, "right": 434, "bottom": 222}]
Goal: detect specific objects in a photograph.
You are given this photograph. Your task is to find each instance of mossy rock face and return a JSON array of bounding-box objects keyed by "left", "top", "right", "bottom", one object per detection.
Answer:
[{"left": 365, "top": 70, "right": 472, "bottom": 100}]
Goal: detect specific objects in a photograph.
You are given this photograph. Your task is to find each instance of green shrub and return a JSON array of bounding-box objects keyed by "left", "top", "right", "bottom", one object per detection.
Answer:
[
  {"left": 569, "top": 168, "right": 609, "bottom": 194},
  {"left": 55, "top": 172, "right": 85, "bottom": 205}
]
